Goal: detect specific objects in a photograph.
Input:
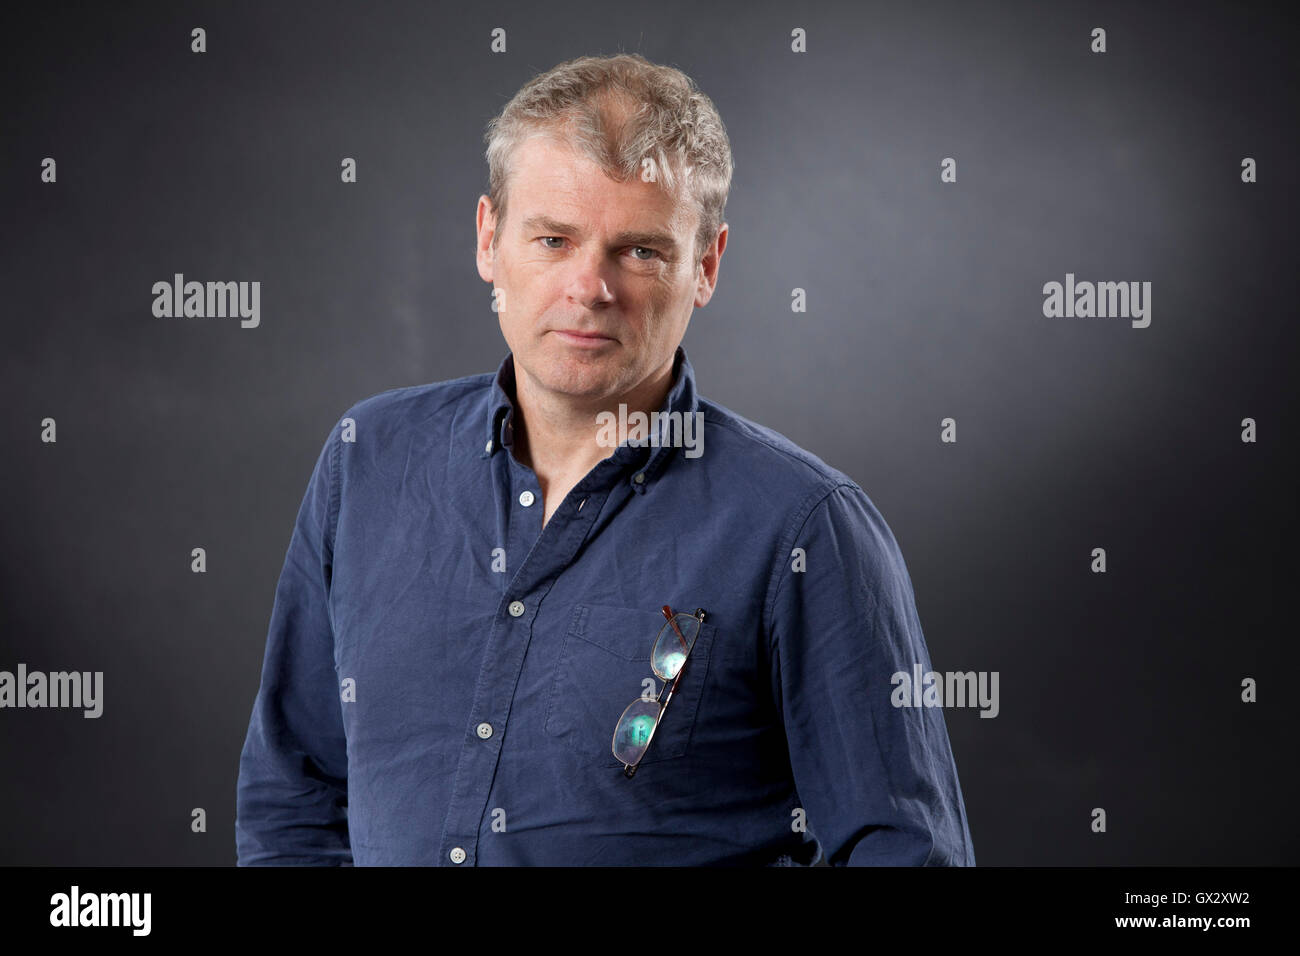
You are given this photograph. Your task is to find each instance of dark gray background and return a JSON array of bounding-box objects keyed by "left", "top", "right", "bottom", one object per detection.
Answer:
[{"left": 1, "top": 0, "right": 1295, "bottom": 865}]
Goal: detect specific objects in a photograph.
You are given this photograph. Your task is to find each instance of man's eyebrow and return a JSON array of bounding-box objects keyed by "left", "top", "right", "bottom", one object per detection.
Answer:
[{"left": 520, "top": 214, "right": 679, "bottom": 251}]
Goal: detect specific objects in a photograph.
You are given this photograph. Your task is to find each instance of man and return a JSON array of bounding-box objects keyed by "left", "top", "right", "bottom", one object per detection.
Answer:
[{"left": 236, "top": 53, "right": 975, "bottom": 866}]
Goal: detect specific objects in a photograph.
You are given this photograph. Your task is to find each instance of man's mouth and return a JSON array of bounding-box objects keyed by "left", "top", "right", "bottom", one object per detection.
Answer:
[{"left": 552, "top": 329, "right": 616, "bottom": 347}]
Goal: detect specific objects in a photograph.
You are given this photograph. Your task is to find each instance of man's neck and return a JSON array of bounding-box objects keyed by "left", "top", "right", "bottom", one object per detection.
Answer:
[{"left": 511, "top": 356, "right": 676, "bottom": 490}]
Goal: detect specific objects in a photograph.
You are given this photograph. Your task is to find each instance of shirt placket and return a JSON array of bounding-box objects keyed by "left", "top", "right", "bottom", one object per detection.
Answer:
[{"left": 436, "top": 450, "right": 626, "bottom": 866}]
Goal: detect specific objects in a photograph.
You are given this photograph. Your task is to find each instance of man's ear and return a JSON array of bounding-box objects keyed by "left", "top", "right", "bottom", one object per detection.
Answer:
[
  {"left": 476, "top": 195, "right": 497, "bottom": 283},
  {"left": 694, "top": 222, "right": 728, "bottom": 308}
]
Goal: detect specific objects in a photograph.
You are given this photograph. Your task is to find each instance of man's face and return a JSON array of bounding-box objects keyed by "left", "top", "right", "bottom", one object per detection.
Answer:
[{"left": 476, "top": 134, "right": 725, "bottom": 408}]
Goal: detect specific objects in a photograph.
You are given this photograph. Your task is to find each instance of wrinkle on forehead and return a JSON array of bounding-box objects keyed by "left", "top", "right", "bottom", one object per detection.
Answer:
[{"left": 509, "top": 134, "right": 697, "bottom": 242}]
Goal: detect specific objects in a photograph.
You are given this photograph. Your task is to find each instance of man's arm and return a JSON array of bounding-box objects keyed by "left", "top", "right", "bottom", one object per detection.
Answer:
[
  {"left": 768, "top": 483, "right": 976, "bottom": 865},
  {"left": 235, "top": 422, "right": 352, "bottom": 865}
]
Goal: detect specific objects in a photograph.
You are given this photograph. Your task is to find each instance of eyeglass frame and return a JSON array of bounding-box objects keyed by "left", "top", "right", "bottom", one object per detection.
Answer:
[{"left": 612, "top": 605, "right": 707, "bottom": 778}]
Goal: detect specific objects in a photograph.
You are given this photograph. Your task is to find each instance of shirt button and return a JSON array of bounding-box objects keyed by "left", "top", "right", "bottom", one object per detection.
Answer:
[
  {"left": 484, "top": 439, "right": 493, "bottom": 453},
  {"left": 508, "top": 600, "right": 525, "bottom": 617},
  {"left": 476, "top": 722, "right": 493, "bottom": 739},
  {"left": 518, "top": 490, "right": 535, "bottom": 507},
  {"left": 449, "top": 847, "right": 466, "bottom": 864},
  {"left": 633, "top": 472, "right": 645, "bottom": 484}
]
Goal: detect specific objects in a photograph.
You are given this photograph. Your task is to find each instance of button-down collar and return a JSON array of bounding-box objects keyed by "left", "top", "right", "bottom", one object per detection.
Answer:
[{"left": 482, "top": 345, "right": 698, "bottom": 492}]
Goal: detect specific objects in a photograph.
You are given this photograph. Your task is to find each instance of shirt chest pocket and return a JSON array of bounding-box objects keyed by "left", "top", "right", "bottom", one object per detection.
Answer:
[{"left": 544, "top": 602, "right": 717, "bottom": 768}]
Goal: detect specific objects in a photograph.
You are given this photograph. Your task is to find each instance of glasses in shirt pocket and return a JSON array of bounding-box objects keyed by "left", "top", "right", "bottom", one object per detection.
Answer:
[{"left": 544, "top": 602, "right": 717, "bottom": 769}]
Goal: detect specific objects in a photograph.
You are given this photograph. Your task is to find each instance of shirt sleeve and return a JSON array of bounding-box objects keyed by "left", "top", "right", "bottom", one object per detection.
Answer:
[
  {"left": 235, "top": 422, "right": 352, "bottom": 865},
  {"left": 768, "top": 483, "right": 976, "bottom": 865}
]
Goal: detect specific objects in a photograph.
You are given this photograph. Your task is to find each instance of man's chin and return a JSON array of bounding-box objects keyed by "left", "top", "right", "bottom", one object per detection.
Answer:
[
  {"left": 517, "top": 342, "right": 628, "bottom": 396},
  {"left": 543, "top": 342, "right": 619, "bottom": 371},
  {"left": 538, "top": 374, "right": 618, "bottom": 401}
]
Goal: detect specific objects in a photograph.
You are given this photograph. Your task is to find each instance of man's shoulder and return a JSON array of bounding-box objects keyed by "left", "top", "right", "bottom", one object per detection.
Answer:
[
  {"left": 697, "top": 397, "right": 905, "bottom": 566},
  {"left": 697, "top": 395, "right": 863, "bottom": 503},
  {"left": 335, "top": 370, "right": 496, "bottom": 438}
]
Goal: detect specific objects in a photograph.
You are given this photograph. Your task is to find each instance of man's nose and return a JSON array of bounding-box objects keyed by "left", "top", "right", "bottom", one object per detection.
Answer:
[{"left": 564, "top": 247, "right": 616, "bottom": 306}]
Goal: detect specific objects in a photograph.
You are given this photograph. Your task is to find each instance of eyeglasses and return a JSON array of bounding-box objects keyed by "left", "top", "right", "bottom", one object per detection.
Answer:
[{"left": 612, "top": 605, "right": 707, "bottom": 778}]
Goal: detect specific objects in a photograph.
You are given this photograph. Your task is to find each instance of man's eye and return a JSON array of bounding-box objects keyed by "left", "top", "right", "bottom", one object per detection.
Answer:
[{"left": 536, "top": 238, "right": 658, "bottom": 260}]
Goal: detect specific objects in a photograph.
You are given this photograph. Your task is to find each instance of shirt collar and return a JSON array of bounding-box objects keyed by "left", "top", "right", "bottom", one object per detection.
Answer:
[{"left": 481, "top": 344, "right": 699, "bottom": 490}]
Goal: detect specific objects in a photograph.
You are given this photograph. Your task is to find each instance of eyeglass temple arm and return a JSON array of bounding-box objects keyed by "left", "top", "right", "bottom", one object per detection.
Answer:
[{"left": 661, "top": 605, "right": 705, "bottom": 654}]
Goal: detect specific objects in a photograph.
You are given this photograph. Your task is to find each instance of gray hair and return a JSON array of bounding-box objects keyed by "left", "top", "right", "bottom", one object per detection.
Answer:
[{"left": 483, "top": 53, "right": 733, "bottom": 265}]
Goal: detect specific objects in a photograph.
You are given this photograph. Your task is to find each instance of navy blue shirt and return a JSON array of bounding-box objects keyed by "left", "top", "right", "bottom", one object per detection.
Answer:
[{"left": 235, "top": 345, "right": 976, "bottom": 866}]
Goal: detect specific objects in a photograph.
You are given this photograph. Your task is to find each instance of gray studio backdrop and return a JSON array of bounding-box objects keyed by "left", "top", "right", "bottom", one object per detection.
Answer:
[{"left": 2, "top": 0, "right": 1296, "bottom": 865}]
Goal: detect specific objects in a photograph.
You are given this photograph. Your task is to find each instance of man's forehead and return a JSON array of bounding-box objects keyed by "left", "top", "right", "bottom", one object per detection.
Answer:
[{"left": 509, "top": 135, "right": 694, "bottom": 231}]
